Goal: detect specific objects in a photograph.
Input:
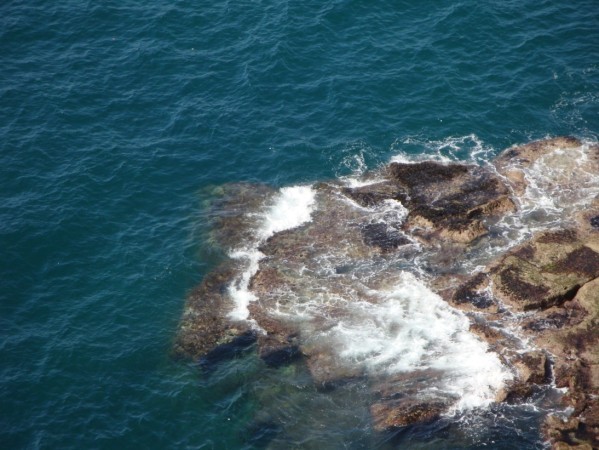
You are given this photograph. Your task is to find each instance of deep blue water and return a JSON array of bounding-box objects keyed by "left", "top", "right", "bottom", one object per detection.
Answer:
[{"left": 1, "top": 1, "right": 598, "bottom": 448}]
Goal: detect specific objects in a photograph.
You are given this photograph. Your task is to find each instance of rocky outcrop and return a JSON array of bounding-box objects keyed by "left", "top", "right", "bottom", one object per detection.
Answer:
[
  {"left": 175, "top": 136, "right": 599, "bottom": 448},
  {"left": 343, "top": 160, "right": 515, "bottom": 245},
  {"left": 388, "top": 161, "right": 515, "bottom": 243}
]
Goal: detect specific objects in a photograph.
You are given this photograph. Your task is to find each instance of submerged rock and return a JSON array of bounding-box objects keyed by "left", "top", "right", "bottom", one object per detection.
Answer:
[
  {"left": 369, "top": 369, "right": 455, "bottom": 430},
  {"left": 370, "top": 398, "right": 449, "bottom": 430}
]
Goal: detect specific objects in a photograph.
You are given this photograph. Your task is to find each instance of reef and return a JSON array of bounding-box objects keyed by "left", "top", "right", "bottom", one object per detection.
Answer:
[{"left": 174, "top": 137, "right": 599, "bottom": 449}]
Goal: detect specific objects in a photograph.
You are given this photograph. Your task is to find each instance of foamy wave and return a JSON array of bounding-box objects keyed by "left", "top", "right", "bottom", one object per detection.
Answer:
[
  {"left": 227, "top": 186, "right": 316, "bottom": 321},
  {"left": 259, "top": 186, "right": 317, "bottom": 238},
  {"left": 321, "top": 272, "right": 510, "bottom": 410}
]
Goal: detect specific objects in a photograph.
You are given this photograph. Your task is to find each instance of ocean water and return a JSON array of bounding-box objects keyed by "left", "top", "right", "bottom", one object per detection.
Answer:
[{"left": 1, "top": 1, "right": 598, "bottom": 449}]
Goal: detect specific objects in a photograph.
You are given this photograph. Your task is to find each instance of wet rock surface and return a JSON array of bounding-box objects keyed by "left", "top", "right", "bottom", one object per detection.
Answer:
[{"left": 175, "top": 137, "right": 599, "bottom": 448}]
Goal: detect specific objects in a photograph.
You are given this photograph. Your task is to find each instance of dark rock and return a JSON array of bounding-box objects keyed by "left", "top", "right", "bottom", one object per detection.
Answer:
[
  {"left": 342, "top": 182, "right": 407, "bottom": 207},
  {"left": 388, "top": 161, "right": 469, "bottom": 186},
  {"left": 360, "top": 222, "right": 411, "bottom": 251},
  {"left": 522, "top": 310, "right": 575, "bottom": 332},
  {"left": 452, "top": 272, "right": 495, "bottom": 309},
  {"left": 199, "top": 331, "right": 257, "bottom": 369},
  {"left": 591, "top": 215, "right": 599, "bottom": 229},
  {"left": 500, "top": 381, "right": 541, "bottom": 404},
  {"left": 551, "top": 246, "right": 599, "bottom": 278},
  {"left": 535, "top": 229, "right": 578, "bottom": 244},
  {"left": 387, "top": 161, "right": 515, "bottom": 244},
  {"left": 260, "top": 344, "right": 301, "bottom": 367},
  {"left": 257, "top": 333, "right": 301, "bottom": 368}
]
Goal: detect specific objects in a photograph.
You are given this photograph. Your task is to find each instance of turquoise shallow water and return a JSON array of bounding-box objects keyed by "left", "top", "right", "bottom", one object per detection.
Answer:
[{"left": 1, "top": 1, "right": 598, "bottom": 448}]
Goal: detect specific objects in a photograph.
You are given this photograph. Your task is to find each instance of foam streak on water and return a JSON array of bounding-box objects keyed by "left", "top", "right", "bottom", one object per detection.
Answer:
[{"left": 227, "top": 186, "right": 316, "bottom": 320}]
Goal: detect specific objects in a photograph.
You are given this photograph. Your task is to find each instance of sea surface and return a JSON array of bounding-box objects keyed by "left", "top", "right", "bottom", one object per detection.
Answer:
[{"left": 1, "top": 1, "right": 598, "bottom": 449}]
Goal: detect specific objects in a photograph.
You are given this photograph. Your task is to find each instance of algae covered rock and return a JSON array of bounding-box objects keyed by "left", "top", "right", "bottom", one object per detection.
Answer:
[{"left": 490, "top": 229, "right": 599, "bottom": 311}]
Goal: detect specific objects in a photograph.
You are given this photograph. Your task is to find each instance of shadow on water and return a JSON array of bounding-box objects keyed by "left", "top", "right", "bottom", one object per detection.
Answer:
[{"left": 197, "top": 331, "right": 258, "bottom": 372}]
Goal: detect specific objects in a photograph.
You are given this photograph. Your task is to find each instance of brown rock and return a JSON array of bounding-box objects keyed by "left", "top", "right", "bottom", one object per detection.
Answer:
[
  {"left": 387, "top": 161, "right": 515, "bottom": 244},
  {"left": 360, "top": 222, "right": 412, "bottom": 252},
  {"left": 488, "top": 230, "right": 599, "bottom": 311},
  {"left": 370, "top": 398, "right": 448, "bottom": 430},
  {"left": 524, "top": 277, "right": 599, "bottom": 448},
  {"left": 173, "top": 262, "right": 254, "bottom": 361},
  {"left": 369, "top": 370, "right": 454, "bottom": 431},
  {"left": 513, "top": 351, "right": 551, "bottom": 385}
]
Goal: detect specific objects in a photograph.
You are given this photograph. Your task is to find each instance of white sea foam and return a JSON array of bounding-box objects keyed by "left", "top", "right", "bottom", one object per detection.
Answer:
[
  {"left": 318, "top": 272, "right": 510, "bottom": 410},
  {"left": 482, "top": 140, "right": 599, "bottom": 255},
  {"left": 227, "top": 186, "right": 316, "bottom": 321},
  {"left": 518, "top": 142, "right": 598, "bottom": 222},
  {"left": 342, "top": 176, "right": 387, "bottom": 188},
  {"left": 258, "top": 186, "right": 317, "bottom": 239},
  {"left": 391, "top": 134, "right": 493, "bottom": 165}
]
